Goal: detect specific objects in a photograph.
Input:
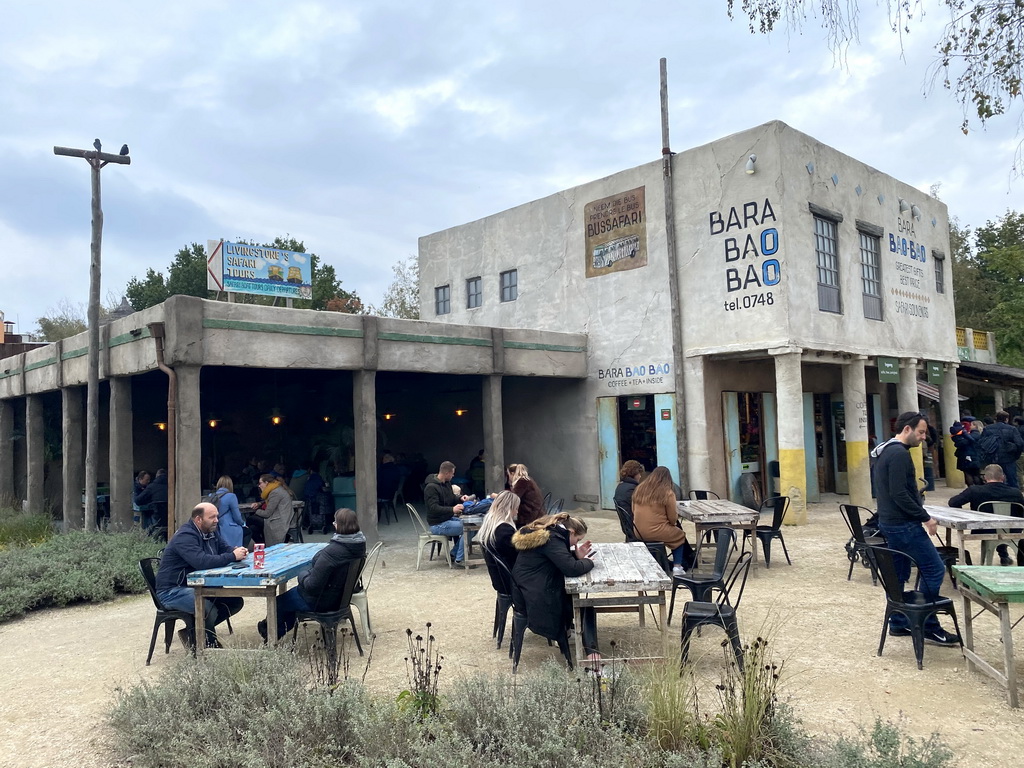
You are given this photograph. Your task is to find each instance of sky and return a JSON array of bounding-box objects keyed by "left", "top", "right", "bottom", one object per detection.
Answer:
[{"left": 2, "top": 0, "right": 1022, "bottom": 334}]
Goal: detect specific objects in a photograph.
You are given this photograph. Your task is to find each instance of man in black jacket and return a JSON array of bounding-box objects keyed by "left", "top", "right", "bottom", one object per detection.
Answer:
[
  {"left": 156, "top": 502, "right": 248, "bottom": 648},
  {"left": 949, "top": 464, "right": 1024, "bottom": 566},
  {"left": 871, "top": 412, "right": 960, "bottom": 646},
  {"left": 423, "top": 461, "right": 466, "bottom": 563},
  {"left": 258, "top": 508, "right": 367, "bottom": 641},
  {"left": 976, "top": 411, "right": 1024, "bottom": 488}
]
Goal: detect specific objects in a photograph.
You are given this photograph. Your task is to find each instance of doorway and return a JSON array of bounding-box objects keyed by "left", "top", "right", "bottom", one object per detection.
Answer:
[{"left": 597, "top": 393, "right": 680, "bottom": 508}]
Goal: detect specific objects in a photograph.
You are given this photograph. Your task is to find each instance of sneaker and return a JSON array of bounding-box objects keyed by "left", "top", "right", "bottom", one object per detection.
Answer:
[
  {"left": 923, "top": 628, "right": 961, "bottom": 647},
  {"left": 1000, "top": 554, "right": 1014, "bottom": 566},
  {"left": 887, "top": 625, "right": 912, "bottom": 637},
  {"left": 672, "top": 565, "right": 687, "bottom": 577},
  {"left": 257, "top": 619, "right": 268, "bottom": 643}
]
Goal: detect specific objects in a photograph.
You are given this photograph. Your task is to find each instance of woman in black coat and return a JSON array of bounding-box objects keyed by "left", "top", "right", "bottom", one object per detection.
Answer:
[{"left": 512, "top": 512, "right": 599, "bottom": 660}]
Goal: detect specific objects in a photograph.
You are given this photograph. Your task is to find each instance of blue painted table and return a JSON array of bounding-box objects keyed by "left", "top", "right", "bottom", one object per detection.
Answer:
[{"left": 187, "top": 542, "right": 326, "bottom": 650}]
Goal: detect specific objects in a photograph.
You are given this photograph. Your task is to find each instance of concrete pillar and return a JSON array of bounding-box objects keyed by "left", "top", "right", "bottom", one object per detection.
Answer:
[
  {"left": 62, "top": 387, "right": 85, "bottom": 531},
  {"left": 353, "top": 370, "right": 379, "bottom": 546},
  {"left": 25, "top": 395, "right": 45, "bottom": 515},
  {"left": 0, "top": 399, "right": 14, "bottom": 505},
  {"left": 482, "top": 375, "right": 504, "bottom": 495},
  {"left": 108, "top": 377, "right": 134, "bottom": 530},
  {"left": 842, "top": 357, "right": 871, "bottom": 508},
  {"left": 940, "top": 364, "right": 964, "bottom": 489},
  {"left": 175, "top": 365, "right": 202, "bottom": 528},
  {"left": 994, "top": 389, "right": 1005, "bottom": 412},
  {"left": 897, "top": 358, "right": 924, "bottom": 486},
  {"left": 682, "top": 355, "right": 711, "bottom": 491},
  {"left": 771, "top": 349, "right": 806, "bottom": 524}
]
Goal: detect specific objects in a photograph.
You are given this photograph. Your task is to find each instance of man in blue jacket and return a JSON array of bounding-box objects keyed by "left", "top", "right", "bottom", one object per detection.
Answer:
[
  {"left": 871, "top": 412, "right": 960, "bottom": 647},
  {"left": 156, "top": 502, "right": 248, "bottom": 649}
]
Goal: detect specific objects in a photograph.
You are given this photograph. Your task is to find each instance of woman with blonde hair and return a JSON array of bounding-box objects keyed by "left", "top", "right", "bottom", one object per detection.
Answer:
[
  {"left": 506, "top": 463, "right": 544, "bottom": 527},
  {"left": 478, "top": 490, "right": 521, "bottom": 568},
  {"left": 512, "top": 512, "right": 600, "bottom": 661},
  {"left": 212, "top": 475, "right": 245, "bottom": 548},
  {"left": 632, "top": 465, "right": 689, "bottom": 576}
]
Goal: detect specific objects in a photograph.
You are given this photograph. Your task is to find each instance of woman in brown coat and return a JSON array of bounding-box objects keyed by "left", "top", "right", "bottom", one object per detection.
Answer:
[
  {"left": 507, "top": 463, "right": 544, "bottom": 527},
  {"left": 631, "top": 465, "right": 688, "bottom": 576}
]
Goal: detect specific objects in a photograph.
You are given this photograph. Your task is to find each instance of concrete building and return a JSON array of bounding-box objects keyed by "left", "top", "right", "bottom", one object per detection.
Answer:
[{"left": 419, "top": 121, "right": 962, "bottom": 521}]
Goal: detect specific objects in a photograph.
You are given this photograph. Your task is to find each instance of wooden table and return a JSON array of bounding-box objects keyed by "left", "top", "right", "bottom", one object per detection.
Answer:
[
  {"left": 924, "top": 505, "right": 1024, "bottom": 566},
  {"left": 187, "top": 542, "right": 326, "bottom": 651},
  {"left": 459, "top": 514, "right": 485, "bottom": 570},
  {"left": 952, "top": 565, "right": 1024, "bottom": 708},
  {"left": 564, "top": 542, "right": 672, "bottom": 667},
  {"left": 678, "top": 499, "right": 760, "bottom": 574}
]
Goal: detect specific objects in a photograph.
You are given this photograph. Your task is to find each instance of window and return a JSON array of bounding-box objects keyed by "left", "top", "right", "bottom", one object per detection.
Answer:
[
  {"left": 466, "top": 276, "right": 482, "bottom": 309},
  {"left": 933, "top": 250, "right": 946, "bottom": 294},
  {"left": 859, "top": 230, "right": 883, "bottom": 321},
  {"left": 500, "top": 269, "right": 518, "bottom": 302},
  {"left": 814, "top": 215, "right": 842, "bottom": 313},
  {"left": 434, "top": 284, "right": 450, "bottom": 315}
]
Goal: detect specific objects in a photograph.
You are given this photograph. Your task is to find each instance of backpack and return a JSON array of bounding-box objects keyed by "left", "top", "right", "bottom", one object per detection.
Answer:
[{"left": 977, "top": 428, "right": 1003, "bottom": 465}]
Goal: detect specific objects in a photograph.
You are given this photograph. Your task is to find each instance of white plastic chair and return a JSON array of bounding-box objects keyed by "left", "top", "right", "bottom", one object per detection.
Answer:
[
  {"left": 406, "top": 503, "right": 452, "bottom": 570},
  {"left": 350, "top": 541, "right": 383, "bottom": 639}
]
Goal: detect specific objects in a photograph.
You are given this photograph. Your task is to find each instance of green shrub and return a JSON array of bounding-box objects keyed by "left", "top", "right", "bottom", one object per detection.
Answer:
[
  {"left": 0, "top": 506, "right": 55, "bottom": 547},
  {"left": 0, "top": 530, "right": 162, "bottom": 622}
]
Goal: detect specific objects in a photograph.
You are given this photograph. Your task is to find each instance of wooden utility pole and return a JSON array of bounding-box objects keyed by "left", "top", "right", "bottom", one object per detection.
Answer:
[{"left": 53, "top": 142, "right": 130, "bottom": 530}]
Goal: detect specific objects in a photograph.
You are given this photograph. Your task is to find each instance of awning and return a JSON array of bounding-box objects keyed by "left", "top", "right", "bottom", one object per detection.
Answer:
[
  {"left": 957, "top": 359, "right": 1024, "bottom": 389},
  {"left": 917, "top": 380, "right": 967, "bottom": 402}
]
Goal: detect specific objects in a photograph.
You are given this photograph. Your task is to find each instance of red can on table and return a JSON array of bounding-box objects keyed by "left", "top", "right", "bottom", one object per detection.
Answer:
[{"left": 253, "top": 543, "right": 265, "bottom": 569}]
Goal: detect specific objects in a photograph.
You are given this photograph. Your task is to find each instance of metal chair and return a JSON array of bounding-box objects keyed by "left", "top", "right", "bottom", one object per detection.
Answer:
[
  {"left": 350, "top": 541, "right": 383, "bottom": 640},
  {"left": 868, "top": 546, "right": 963, "bottom": 669},
  {"left": 839, "top": 504, "right": 885, "bottom": 585},
  {"left": 680, "top": 551, "right": 752, "bottom": 671},
  {"left": 549, "top": 498, "right": 564, "bottom": 515},
  {"left": 406, "top": 503, "right": 453, "bottom": 569},
  {"left": 482, "top": 542, "right": 514, "bottom": 649},
  {"left": 139, "top": 557, "right": 194, "bottom": 665},
  {"left": 614, "top": 502, "right": 671, "bottom": 573},
  {"left": 976, "top": 500, "right": 1024, "bottom": 565},
  {"left": 292, "top": 556, "right": 366, "bottom": 685},
  {"left": 669, "top": 527, "right": 735, "bottom": 625},
  {"left": 285, "top": 502, "right": 305, "bottom": 543},
  {"left": 687, "top": 490, "right": 720, "bottom": 500},
  {"left": 746, "top": 495, "right": 791, "bottom": 567}
]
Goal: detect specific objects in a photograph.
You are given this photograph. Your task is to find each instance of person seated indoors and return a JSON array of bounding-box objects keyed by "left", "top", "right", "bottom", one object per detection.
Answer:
[
  {"left": 156, "top": 502, "right": 248, "bottom": 649},
  {"left": 512, "top": 512, "right": 600, "bottom": 665},
  {"left": 631, "top": 465, "right": 691, "bottom": 577},
  {"left": 258, "top": 508, "right": 367, "bottom": 642},
  {"left": 949, "top": 463, "right": 1024, "bottom": 566}
]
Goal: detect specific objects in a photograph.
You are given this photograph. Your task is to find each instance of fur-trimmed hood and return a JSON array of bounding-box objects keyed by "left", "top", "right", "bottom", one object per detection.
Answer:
[{"left": 512, "top": 526, "right": 553, "bottom": 551}]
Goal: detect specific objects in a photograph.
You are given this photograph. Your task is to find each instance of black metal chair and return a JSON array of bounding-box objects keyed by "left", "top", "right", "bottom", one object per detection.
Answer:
[
  {"left": 482, "top": 542, "right": 514, "bottom": 649},
  {"left": 488, "top": 551, "right": 572, "bottom": 672},
  {"left": 868, "top": 546, "right": 963, "bottom": 669},
  {"left": 549, "top": 498, "right": 564, "bottom": 515},
  {"left": 139, "top": 557, "right": 195, "bottom": 665},
  {"left": 839, "top": 504, "right": 885, "bottom": 585},
  {"left": 687, "top": 490, "right": 720, "bottom": 500},
  {"left": 669, "top": 527, "right": 735, "bottom": 625},
  {"left": 292, "top": 556, "right": 366, "bottom": 684},
  {"left": 680, "top": 551, "right": 752, "bottom": 671},
  {"left": 746, "top": 495, "right": 792, "bottom": 567},
  {"left": 285, "top": 502, "right": 305, "bottom": 543},
  {"left": 614, "top": 502, "right": 671, "bottom": 574},
  {"left": 541, "top": 491, "right": 552, "bottom": 511}
]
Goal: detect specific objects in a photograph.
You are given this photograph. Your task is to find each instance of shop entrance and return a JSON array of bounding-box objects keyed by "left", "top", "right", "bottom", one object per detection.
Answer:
[
  {"left": 722, "top": 392, "right": 778, "bottom": 508},
  {"left": 597, "top": 393, "right": 679, "bottom": 508}
]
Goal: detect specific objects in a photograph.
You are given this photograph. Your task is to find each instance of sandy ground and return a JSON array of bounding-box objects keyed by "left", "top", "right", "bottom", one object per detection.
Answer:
[{"left": 2, "top": 488, "right": 1023, "bottom": 767}]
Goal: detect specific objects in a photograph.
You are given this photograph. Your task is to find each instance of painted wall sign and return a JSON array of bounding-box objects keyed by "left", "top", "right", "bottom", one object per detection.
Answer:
[
  {"left": 887, "top": 222, "right": 931, "bottom": 319},
  {"left": 584, "top": 187, "right": 648, "bottom": 278},
  {"left": 595, "top": 361, "right": 671, "bottom": 389},
  {"left": 207, "top": 239, "right": 313, "bottom": 299},
  {"left": 708, "top": 198, "right": 781, "bottom": 312}
]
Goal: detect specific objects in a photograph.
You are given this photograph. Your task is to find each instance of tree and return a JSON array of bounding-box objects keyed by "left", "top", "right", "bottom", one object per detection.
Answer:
[
  {"left": 373, "top": 255, "right": 420, "bottom": 319},
  {"left": 727, "top": 2, "right": 1024, "bottom": 157},
  {"left": 33, "top": 299, "right": 88, "bottom": 341},
  {"left": 123, "top": 237, "right": 362, "bottom": 313},
  {"left": 972, "top": 210, "right": 1024, "bottom": 365}
]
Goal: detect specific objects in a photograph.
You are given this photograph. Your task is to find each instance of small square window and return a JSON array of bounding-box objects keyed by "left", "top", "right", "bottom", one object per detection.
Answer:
[
  {"left": 466, "top": 276, "right": 482, "bottom": 309},
  {"left": 500, "top": 269, "right": 518, "bottom": 302},
  {"left": 434, "top": 285, "right": 451, "bottom": 315}
]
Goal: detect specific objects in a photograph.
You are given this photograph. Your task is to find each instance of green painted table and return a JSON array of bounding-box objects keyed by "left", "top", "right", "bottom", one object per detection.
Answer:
[{"left": 952, "top": 565, "right": 1024, "bottom": 708}]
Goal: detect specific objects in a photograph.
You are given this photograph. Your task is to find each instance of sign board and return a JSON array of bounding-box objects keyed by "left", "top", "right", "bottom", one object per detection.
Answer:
[
  {"left": 877, "top": 356, "right": 900, "bottom": 383},
  {"left": 927, "top": 361, "right": 944, "bottom": 385},
  {"left": 661, "top": 408, "right": 671, "bottom": 420},
  {"left": 584, "top": 187, "right": 648, "bottom": 278},
  {"left": 626, "top": 396, "right": 646, "bottom": 411},
  {"left": 207, "top": 240, "right": 313, "bottom": 299}
]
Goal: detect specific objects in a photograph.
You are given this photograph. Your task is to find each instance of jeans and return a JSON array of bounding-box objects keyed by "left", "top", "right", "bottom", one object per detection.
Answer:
[
  {"left": 1002, "top": 462, "right": 1020, "bottom": 489},
  {"left": 430, "top": 518, "right": 465, "bottom": 561},
  {"left": 877, "top": 522, "right": 946, "bottom": 633},
  {"left": 274, "top": 587, "right": 312, "bottom": 639},
  {"left": 671, "top": 544, "right": 687, "bottom": 567},
  {"left": 157, "top": 586, "right": 244, "bottom": 643}
]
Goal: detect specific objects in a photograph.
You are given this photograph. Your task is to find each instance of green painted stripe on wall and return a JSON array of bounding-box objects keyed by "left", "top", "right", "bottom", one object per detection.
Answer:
[
  {"left": 61, "top": 348, "right": 87, "bottom": 361},
  {"left": 109, "top": 327, "right": 152, "bottom": 347},
  {"left": 0, "top": 367, "right": 23, "bottom": 380},
  {"left": 24, "top": 358, "right": 58, "bottom": 372},
  {"left": 203, "top": 318, "right": 364, "bottom": 338},
  {"left": 503, "top": 341, "right": 586, "bottom": 353},
  {"left": 378, "top": 332, "right": 492, "bottom": 347}
]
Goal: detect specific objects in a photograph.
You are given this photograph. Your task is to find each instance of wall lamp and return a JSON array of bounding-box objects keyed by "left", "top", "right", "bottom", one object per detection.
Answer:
[
  {"left": 154, "top": 422, "right": 167, "bottom": 431},
  {"left": 899, "top": 198, "right": 911, "bottom": 214},
  {"left": 745, "top": 154, "right": 757, "bottom": 174},
  {"left": 383, "top": 413, "right": 395, "bottom": 421},
  {"left": 207, "top": 419, "right": 220, "bottom": 429},
  {"left": 270, "top": 407, "right": 283, "bottom": 426},
  {"left": 455, "top": 409, "right": 468, "bottom": 417},
  {"left": 911, "top": 204, "right": 922, "bottom": 221}
]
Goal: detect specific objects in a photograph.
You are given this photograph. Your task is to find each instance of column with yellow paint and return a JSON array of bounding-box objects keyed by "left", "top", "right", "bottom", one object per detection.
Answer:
[
  {"left": 772, "top": 348, "right": 806, "bottom": 524},
  {"left": 842, "top": 356, "right": 871, "bottom": 508},
  {"left": 897, "top": 358, "right": 924, "bottom": 488},
  {"left": 939, "top": 362, "right": 964, "bottom": 488}
]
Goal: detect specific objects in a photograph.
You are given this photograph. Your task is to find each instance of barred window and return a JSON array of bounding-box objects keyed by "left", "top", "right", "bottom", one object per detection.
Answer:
[
  {"left": 814, "top": 216, "right": 842, "bottom": 313},
  {"left": 434, "top": 284, "right": 451, "bottom": 315},
  {"left": 859, "top": 231, "right": 883, "bottom": 321}
]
